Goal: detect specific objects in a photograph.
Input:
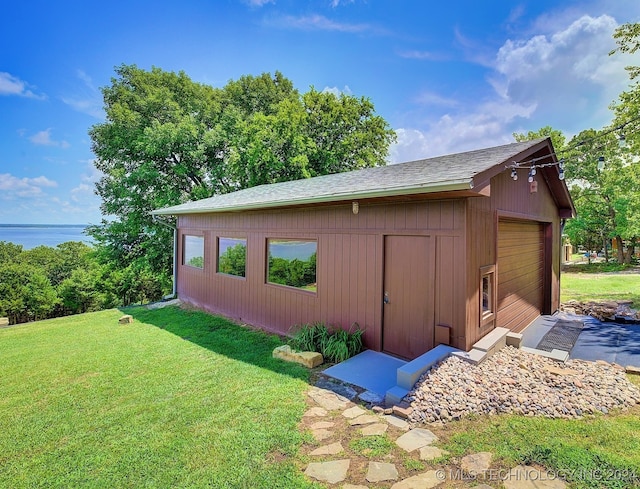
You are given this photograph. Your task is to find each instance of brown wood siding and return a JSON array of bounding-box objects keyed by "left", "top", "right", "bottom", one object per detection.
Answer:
[
  {"left": 177, "top": 199, "right": 466, "bottom": 352},
  {"left": 497, "top": 220, "right": 544, "bottom": 331},
  {"left": 465, "top": 170, "right": 562, "bottom": 349}
]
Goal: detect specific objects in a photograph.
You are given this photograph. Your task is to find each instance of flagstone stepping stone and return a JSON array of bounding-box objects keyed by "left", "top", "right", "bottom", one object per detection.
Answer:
[
  {"left": 348, "top": 414, "right": 379, "bottom": 426},
  {"left": 361, "top": 423, "right": 388, "bottom": 436},
  {"left": 310, "top": 442, "right": 344, "bottom": 456},
  {"left": 342, "top": 485, "right": 369, "bottom": 489},
  {"left": 366, "top": 462, "right": 398, "bottom": 483},
  {"left": 342, "top": 405, "right": 367, "bottom": 419},
  {"left": 305, "top": 459, "right": 350, "bottom": 484},
  {"left": 310, "top": 421, "right": 335, "bottom": 430},
  {"left": 303, "top": 407, "right": 328, "bottom": 417},
  {"left": 395, "top": 428, "right": 438, "bottom": 452},
  {"left": 503, "top": 465, "right": 566, "bottom": 488},
  {"left": 461, "top": 452, "right": 492, "bottom": 473},
  {"left": 308, "top": 386, "right": 351, "bottom": 411},
  {"left": 419, "top": 446, "right": 448, "bottom": 460},
  {"left": 390, "top": 470, "right": 443, "bottom": 488},
  {"left": 311, "top": 428, "right": 333, "bottom": 441},
  {"left": 383, "top": 415, "right": 410, "bottom": 431}
]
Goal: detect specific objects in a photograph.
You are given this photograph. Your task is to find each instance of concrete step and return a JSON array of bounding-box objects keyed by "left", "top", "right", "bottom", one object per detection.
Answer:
[{"left": 520, "top": 346, "right": 569, "bottom": 362}]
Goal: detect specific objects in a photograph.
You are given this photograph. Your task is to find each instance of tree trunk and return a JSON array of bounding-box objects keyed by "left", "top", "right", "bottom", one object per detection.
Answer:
[{"left": 615, "top": 236, "right": 625, "bottom": 263}]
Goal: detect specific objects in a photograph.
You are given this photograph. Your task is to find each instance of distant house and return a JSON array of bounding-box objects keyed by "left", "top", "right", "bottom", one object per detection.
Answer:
[{"left": 152, "top": 138, "right": 574, "bottom": 360}]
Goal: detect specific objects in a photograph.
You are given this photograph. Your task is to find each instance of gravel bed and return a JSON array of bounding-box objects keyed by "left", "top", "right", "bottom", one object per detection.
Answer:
[{"left": 407, "top": 346, "right": 640, "bottom": 424}]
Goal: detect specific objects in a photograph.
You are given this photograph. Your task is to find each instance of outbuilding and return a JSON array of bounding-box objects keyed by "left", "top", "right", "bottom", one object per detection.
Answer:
[{"left": 152, "top": 138, "right": 574, "bottom": 360}]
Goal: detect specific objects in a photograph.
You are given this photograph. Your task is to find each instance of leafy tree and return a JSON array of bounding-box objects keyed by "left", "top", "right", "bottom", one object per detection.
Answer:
[
  {"left": 218, "top": 243, "right": 246, "bottom": 277},
  {"left": 513, "top": 126, "right": 566, "bottom": 153},
  {"left": 0, "top": 241, "right": 23, "bottom": 264},
  {"left": 89, "top": 65, "right": 396, "bottom": 292},
  {"left": 0, "top": 263, "right": 58, "bottom": 324}
]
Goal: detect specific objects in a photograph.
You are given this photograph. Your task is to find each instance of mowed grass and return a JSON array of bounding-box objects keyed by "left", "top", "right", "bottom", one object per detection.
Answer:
[
  {"left": 0, "top": 306, "right": 318, "bottom": 489},
  {"left": 437, "top": 386, "right": 640, "bottom": 489},
  {"left": 561, "top": 272, "right": 640, "bottom": 308}
]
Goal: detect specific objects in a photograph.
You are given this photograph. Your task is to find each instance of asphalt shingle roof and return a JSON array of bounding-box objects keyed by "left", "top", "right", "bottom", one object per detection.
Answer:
[{"left": 152, "top": 139, "right": 547, "bottom": 215}]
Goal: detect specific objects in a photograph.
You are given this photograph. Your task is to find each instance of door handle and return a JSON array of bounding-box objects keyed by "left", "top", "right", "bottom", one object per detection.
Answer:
[{"left": 383, "top": 292, "right": 390, "bottom": 304}]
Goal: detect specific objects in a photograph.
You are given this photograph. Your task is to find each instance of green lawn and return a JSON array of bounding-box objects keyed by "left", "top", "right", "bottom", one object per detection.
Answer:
[
  {"left": 561, "top": 272, "right": 640, "bottom": 308},
  {"left": 0, "top": 307, "right": 318, "bottom": 489}
]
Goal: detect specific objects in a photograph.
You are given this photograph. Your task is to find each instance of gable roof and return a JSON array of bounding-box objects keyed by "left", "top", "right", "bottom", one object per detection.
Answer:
[{"left": 152, "top": 138, "right": 574, "bottom": 216}]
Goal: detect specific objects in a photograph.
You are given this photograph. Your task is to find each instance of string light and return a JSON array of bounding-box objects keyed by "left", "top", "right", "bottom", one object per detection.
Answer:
[
  {"left": 619, "top": 134, "right": 627, "bottom": 148},
  {"left": 504, "top": 115, "right": 640, "bottom": 185}
]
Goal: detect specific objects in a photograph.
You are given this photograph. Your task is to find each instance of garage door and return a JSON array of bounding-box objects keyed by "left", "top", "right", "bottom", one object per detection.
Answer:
[{"left": 497, "top": 220, "right": 544, "bottom": 332}]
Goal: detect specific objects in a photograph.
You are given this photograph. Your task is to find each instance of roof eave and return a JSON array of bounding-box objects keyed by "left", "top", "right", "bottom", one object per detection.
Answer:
[{"left": 151, "top": 179, "right": 473, "bottom": 216}]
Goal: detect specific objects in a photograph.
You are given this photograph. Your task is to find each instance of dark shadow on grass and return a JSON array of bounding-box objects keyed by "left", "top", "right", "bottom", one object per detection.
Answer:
[{"left": 121, "top": 305, "right": 311, "bottom": 382}]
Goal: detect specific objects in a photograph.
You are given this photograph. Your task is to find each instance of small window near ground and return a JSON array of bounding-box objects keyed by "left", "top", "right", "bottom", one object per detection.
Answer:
[
  {"left": 217, "top": 237, "right": 247, "bottom": 277},
  {"left": 480, "top": 265, "right": 496, "bottom": 325},
  {"left": 183, "top": 235, "right": 204, "bottom": 269},
  {"left": 267, "top": 239, "right": 317, "bottom": 292}
]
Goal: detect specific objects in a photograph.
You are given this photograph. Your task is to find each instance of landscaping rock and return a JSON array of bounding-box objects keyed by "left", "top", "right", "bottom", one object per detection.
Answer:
[
  {"left": 310, "top": 442, "right": 344, "bottom": 456},
  {"left": 308, "top": 386, "right": 351, "bottom": 411},
  {"left": 390, "top": 470, "right": 443, "bottom": 489},
  {"left": 418, "top": 446, "right": 447, "bottom": 460},
  {"left": 358, "top": 390, "right": 384, "bottom": 404},
  {"left": 383, "top": 415, "right": 410, "bottom": 431},
  {"left": 311, "top": 428, "right": 333, "bottom": 441},
  {"left": 395, "top": 428, "right": 438, "bottom": 452},
  {"left": 461, "top": 452, "right": 492, "bottom": 474},
  {"left": 366, "top": 462, "right": 398, "bottom": 483},
  {"left": 360, "top": 423, "right": 388, "bottom": 436},
  {"left": 342, "top": 405, "right": 367, "bottom": 419},
  {"left": 118, "top": 315, "right": 133, "bottom": 324},
  {"left": 304, "top": 459, "right": 350, "bottom": 484},
  {"left": 407, "top": 346, "right": 640, "bottom": 424},
  {"left": 309, "top": 421, "right": 334, "bottom": 430},
  {"left": 348, "top": 414, "right": 379, "bottom": 426},
  {"left": 303, "top": 407, "right": 328, "bottom": 417},
  {"left": 316, "top": 377, "right": 358, "bottom": 399},
  {"left": 0, "top": 317, "right": 9, "bottom": 327},
  {"left": 273, "top": 345, "right": 323, "bottom": 368}
]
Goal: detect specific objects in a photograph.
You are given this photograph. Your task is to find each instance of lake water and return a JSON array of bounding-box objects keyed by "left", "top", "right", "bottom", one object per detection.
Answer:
[{"left": 0, "top": 225, "right": 92, "bottom": 250}]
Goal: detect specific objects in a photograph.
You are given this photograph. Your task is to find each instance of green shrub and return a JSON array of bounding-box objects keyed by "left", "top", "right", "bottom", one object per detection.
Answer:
[{"left": 288, "top": 322, "right": 364, "bottom": 363}]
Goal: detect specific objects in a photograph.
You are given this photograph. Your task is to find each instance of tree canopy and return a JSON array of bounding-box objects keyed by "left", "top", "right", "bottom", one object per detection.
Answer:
[{"left": 89, "top": 65, "right": 396, "bottom": 293}]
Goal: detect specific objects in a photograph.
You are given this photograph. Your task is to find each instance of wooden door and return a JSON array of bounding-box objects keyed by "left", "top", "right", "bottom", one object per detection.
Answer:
[{"left": 382, "top": 235, "right": 435, "bottom": 360}]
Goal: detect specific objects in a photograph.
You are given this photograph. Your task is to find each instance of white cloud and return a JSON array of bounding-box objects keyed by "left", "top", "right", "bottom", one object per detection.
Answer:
[
  {"left": 330, "top": 0, "right": 355, "bottom": 7},
  {"left": 391, "top": 13, "right": 638, "bottom": 163},
  {"left": 0, "top": 72, "right": 46, "bottom": 99},
  {"left": 322, "top": 85, "right": 353, "bottom": 96},
  {"left": 61, "top": 70, "right": 103, "bottom": 119},
  {"left": 270, "top": 14, "right": 377, "bottom": 33},
  {"left": 0, "top": 173, "right": 58, "bottom": 198},
  {"left": 244, "top": 0, "right": 274, "bottom": 6},
  {"left": 28, "top": 129, "right": 70, "bottom": 148},
  {"left": 398, "top": 50, "right": 446, "bottom": 61}
]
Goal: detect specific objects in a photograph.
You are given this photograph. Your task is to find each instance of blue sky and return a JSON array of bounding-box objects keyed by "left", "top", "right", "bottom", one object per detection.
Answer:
[{"left": 1, "top": 0, "right": 639, "bottom": 224}]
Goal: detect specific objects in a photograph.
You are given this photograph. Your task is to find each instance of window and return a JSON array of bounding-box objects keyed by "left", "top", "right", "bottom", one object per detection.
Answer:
[
  {"left": 267, "top": 239, "right": 317, "bottom": 292},
  {"left": 183, "top": 235, "right": 204, "bottom": 269},
  {"left": 480, "top": 265, "right": 496, "bottom": 325},
  {"left": 217, "top": 237, "right": 247, "bottom": 277}
]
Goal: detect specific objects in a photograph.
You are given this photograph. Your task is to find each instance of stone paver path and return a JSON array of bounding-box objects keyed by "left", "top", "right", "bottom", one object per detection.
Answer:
[{"left": 301, "top": 385, "right": 568, "bottom": 488}]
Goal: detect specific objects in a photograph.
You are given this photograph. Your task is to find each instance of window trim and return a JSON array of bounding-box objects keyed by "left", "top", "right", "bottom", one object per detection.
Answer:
[
  {"left": 266, "top": 238, "right": 317, "bottom": 294},
  {"left": 480, "top": 264, "right": 496, "bottom": 327},
  {"left": 182, "top": 234, "right": 205, "bottom": 270},
  {"left": 216, "top": 236, "right": 247, "bottom": 279}
]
